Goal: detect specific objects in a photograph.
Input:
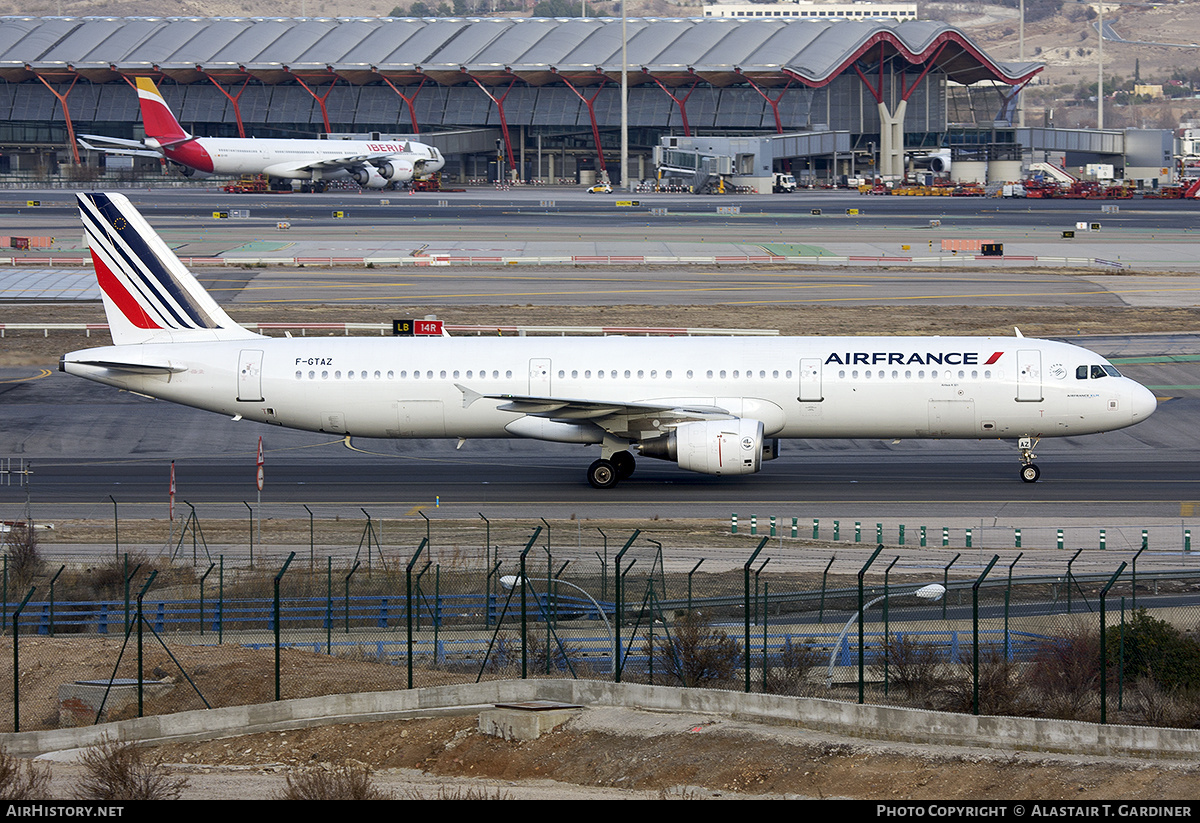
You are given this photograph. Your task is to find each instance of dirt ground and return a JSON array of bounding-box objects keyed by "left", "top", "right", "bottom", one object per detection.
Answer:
[{"left": 6, "top": 637, "right": 1200, "bottom": 800}]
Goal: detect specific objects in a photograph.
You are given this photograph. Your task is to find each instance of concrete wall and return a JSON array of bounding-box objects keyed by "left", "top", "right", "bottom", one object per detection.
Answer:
[{"left": 4, "top": 680, "right": 1198, "bottom": 761}]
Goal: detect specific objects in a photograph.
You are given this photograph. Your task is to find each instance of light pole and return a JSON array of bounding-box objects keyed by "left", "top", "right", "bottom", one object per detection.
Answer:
[
  {"left": 825, "top": 583, "right": 946, "bottom": 688},
  {"left": 1097, "top": 0, "right": 1104, "bottom": 129},
  {"left": 501, "top": 574, "right": 615, "bottom": 674},
  {"left": 620, "top": 1, "right": 629, "bottom": 192}
]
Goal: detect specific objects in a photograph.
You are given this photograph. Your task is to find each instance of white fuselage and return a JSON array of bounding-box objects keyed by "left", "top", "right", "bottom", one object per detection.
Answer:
[
  {"left": 162, "top": 136, "right": 445, "bottom": 182},
  {"left": 61, "top": 335, "right": 1157, "bottom": 443}
]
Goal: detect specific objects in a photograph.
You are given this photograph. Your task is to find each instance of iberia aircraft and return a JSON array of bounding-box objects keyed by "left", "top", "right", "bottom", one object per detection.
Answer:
[
  {"left": 79, "top": 78, "right": 444, "bottom": 191},
  {"left": 61, "top": 193, "right": 1158, "bottom": 488}
]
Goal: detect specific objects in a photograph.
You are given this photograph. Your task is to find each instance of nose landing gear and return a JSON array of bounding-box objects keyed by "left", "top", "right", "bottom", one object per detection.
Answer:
[{"left": 1018, "top": 436, "right": 1041, "bottom": 483}]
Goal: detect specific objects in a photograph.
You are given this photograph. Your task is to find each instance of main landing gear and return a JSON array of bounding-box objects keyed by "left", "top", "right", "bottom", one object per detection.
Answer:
[
  {"left": 587, "top": 450, "right": 636, "bottom": 489},
  {"left": 1018, "top": 436, "right": 1041, "bottom": 483}
]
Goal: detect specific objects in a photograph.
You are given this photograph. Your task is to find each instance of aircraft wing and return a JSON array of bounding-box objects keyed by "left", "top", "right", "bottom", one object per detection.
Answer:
[
  {"left": 461, "top": 387, "right": 733, "bottom": 440},
  {"left": 266, "top": 151, "right": 400, "bottom": 176}
]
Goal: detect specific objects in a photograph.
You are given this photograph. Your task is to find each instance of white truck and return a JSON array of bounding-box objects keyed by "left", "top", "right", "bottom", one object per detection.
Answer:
[{"left": 773, "top": 172, "right": 797, "bottom": 193}]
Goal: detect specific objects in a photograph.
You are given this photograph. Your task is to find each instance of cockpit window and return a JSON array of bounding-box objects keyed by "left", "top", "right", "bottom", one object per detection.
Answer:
[{"left": 1078, "top": 364, "right": 1122, "bottom": 379}]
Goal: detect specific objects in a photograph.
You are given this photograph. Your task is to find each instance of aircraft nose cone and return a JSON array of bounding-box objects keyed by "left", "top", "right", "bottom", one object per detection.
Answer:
[{"left": 1130, "top": 382, "right": 1158, "bottom": 421}]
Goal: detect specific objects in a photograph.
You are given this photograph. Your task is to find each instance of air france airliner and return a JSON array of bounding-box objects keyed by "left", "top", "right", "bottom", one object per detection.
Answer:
[
  {"left": 61, "top": 193, "right": 1158, "bottom": 488},
  {"left": 80, "top": 79, "right": 444, "bottom": 191}
]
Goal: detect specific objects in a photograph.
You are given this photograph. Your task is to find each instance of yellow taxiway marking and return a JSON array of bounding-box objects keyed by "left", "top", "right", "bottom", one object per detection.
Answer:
[{"left": 0, "top": 369, "right": 52, "bottom": 384}]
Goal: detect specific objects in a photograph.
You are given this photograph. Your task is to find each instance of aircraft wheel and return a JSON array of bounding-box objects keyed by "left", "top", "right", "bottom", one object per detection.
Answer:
[
  {"left": 1020, "top": 464, "right": 1041, "bottom": 483},
  {"left": 611, "top": 450, "right": 636, "bottom": 480},
  {"left": 587, "top": 458, "right": 619, "bottom": 489}
]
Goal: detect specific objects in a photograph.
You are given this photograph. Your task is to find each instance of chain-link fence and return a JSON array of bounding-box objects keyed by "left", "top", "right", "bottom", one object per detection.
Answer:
[{"left": 4, "top": 518, "right": 1200, "bottom": 734}]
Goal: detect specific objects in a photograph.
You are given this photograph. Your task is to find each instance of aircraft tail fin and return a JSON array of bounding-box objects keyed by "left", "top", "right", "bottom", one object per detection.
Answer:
[
  {"left": 134, "top": 78, "right": 190, "bottom": 145},
  {"left": 78, "top": 192, "right": 259, "bottom": 345}
]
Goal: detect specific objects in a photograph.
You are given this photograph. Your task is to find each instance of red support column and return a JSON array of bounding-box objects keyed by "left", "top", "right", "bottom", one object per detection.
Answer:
[
  {"left": 647, "top": 76, "right": 700, "bottom": 137},
  {"left": 899, "top": 42, "right": 947, "bottom": 104},
  {"left": 851, "top": 42, "right": 888, "bottom": 105},
  {"left": 557, "top": 74, "right": 609, "bottom": 174},
  {"left": 204, "top": 74, "right": 252, "bottom": 138},
  {"left": 739, "top": 73, "right": 794, "bottom": 134},
  {"left": 35, "top": 72, "right": 81, "bottom": 164},
  {"left": 379, "top": 76, "right": 427, "bottom": 135},
  {"left": 286, "top": 70, "right": 339, "bottom": 134},
  {"left": 468, "top": 76, "right": 519, "bottom": 181}
]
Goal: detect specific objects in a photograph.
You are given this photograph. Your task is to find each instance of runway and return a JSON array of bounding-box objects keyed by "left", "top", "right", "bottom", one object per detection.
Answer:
[{"left": 2, "top": 186, "right": 1198, "bottom": 534}]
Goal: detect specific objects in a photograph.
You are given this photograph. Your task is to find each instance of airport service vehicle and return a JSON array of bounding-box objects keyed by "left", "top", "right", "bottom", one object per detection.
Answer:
[
  {"left": 586, "top": 183, "right": 613, "bottom": 194},
  {"left": 61, "top": 193, "right": 1158, "bottom": 488},
  {"left": 80, "top": 78, "right": 443, "bottom": 191},
  {"left": 772, "top": 173, "right": 797, "bottom": 193}
]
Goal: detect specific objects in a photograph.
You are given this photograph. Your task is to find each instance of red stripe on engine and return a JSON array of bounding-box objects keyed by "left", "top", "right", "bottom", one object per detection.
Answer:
[{"left": 90, "top": 248, "right": 161, "bottom": 329}]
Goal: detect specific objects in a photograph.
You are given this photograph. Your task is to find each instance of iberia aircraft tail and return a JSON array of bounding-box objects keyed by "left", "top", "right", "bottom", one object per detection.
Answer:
[
  {"left": 134, "top": 77, "right": 190, "bottom": 146},
  {"left": 78, "top": 192, "right": 260, "bottom": 345}
]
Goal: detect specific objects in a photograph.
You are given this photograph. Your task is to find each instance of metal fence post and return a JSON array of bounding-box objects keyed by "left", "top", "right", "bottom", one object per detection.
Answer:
[
  {"left": 10, "top": 587, "right": 35, "bottom": 732},
  {"left": 1099, "top": 563, "right": 1128, "bottom": 725},
  {"left": 971, "top": 556, "right": 999, "bottom": 716},
  {"left": 273, "top": 552, "right": 295, "bottom": 701},
  {"left": 405, "top": 538, "right": 428, "bottom": 689},
  {"left": 743, "top": 537, "right": 769, "bottom": 694},
  {"left": 136, "top": 571, "right": 159, "bottom": 716},
  {"left": 857, "top": 545, "right": 885, "bottom": 704},
  {"left": 613, "top": 529, "right": 640, "bottom": 683}
]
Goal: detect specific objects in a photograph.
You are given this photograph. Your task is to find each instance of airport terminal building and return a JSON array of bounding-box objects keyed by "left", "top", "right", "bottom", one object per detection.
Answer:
[{"left": 0, "top": 15, "right": 1047, "bottom": 186}]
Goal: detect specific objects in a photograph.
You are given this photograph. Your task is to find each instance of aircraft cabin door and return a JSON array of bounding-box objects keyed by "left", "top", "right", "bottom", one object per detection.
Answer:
[
  {"left": 799, "top": 358, "right": 823, "bottom": 402},
  {"left": 237, "top": 349, "right": 264, "bottom": 402},
  {"left": 529, "top": 358, "right": 551, "bottom": 395},
  {"left": 1016, "top": 349, "right": 1043, "bottom": 402}
]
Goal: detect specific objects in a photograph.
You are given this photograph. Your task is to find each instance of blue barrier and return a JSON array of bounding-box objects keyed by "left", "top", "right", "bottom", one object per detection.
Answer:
[{"left": 8, "top": 592, "right": 616, "bottom": 636}]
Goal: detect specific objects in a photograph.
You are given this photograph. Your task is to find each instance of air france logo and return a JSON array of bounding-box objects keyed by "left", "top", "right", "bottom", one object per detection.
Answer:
[{"left": 824, "top": 351, "right": 1005, "bottom": 366}]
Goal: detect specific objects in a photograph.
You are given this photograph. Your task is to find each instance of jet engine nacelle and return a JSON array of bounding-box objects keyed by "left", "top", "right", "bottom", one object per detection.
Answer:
[
  {"left": 640, "top": 418, "right": 772, "bottom": 476},
  {"left": 909, "top": 149, "right": 951, "bottom": 174},
  {"left": 351, "top": 165, "right": 391, "bottom": 188},
  {"left": 377, "top": 158, "right": 415, "bottom": 182},
  {"left": 171, "top": 162, "right": 210, "bottom": 179}
]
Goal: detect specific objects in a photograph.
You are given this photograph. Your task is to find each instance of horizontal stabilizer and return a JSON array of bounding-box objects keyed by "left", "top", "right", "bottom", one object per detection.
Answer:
[{"left": 62, "top": 357, "right": 186, "bottom": 375}]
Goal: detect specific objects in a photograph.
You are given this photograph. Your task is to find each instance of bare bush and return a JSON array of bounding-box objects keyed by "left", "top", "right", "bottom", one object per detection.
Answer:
[
  {"left": 763, "top": 636, "right": 822, "bottom": 696},
  {"left": 401, "top": 783, "right": 512, "bottom": 800},
  {"left": 278, "top": 763, "right": 394, "bottom": 800},
  {"left": 938, "top": 648, "right": 1027, "bottom": 716},
  {"left": 70, "top": 738, "right": 188, "bottom": 800},
  {"left": 527, "top": 634, "right": 587, "bottom": 676},
  {"left": 5, "top": 523, "right": 42, "bottom": 592},
  {"left": 1025, "top": 622, "right": 1102, "bottom": 721},
  {"left": 875, "top": 633, "right": 948, "bottom": 703},
  {"left": 645, "top": 611, "right": 742, "bottom": 688},
  {"left": 0, "top": 748, "right": 51, "bottom": 801},
  {"left": 1128, "top": 678, "right": 1200, "bottom": 728}
]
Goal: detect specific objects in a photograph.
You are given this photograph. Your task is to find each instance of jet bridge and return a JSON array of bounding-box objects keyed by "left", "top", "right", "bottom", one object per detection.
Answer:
[{"left": 655, "top": 131, "right": 852, "bottom": 192}]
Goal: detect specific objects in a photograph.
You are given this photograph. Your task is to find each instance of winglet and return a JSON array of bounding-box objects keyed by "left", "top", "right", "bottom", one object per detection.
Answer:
[{"left": 1014, "top": 327, "right": 1024, "bottom": 338}]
